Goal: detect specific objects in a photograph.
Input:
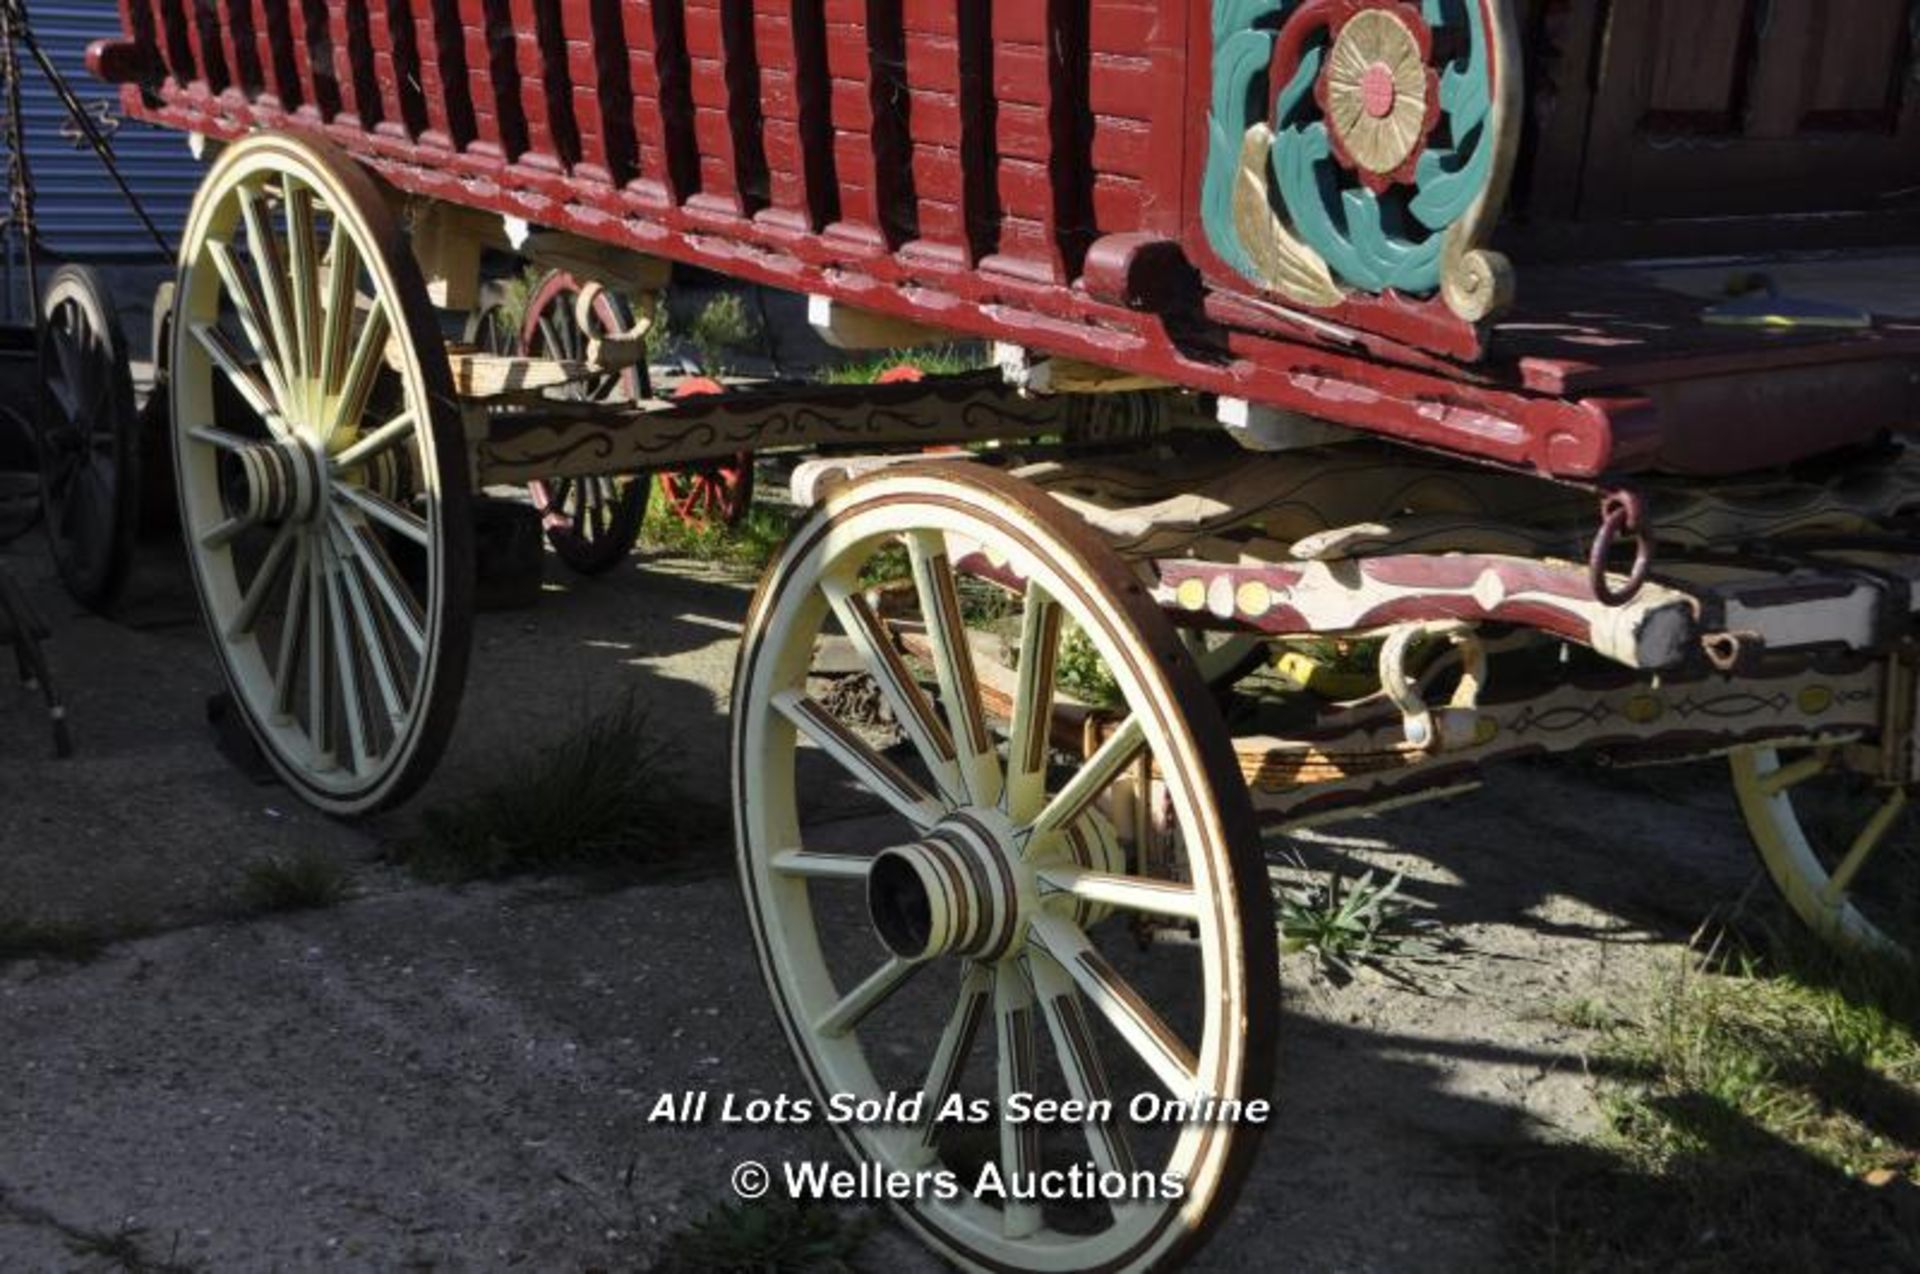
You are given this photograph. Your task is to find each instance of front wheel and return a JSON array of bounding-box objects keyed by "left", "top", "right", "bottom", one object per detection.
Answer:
[{"left": 732, "top": 464, "right": 1276, "bottom": 1272}]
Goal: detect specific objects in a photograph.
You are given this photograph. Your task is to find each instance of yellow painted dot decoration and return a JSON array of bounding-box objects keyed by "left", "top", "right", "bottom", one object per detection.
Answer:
[
  {"left": 1624, "top": 694, "right": 1664, "bottom": 725},
  {"left": 1176, "top": 578, "right": 1208, "bottom": 612},
  {"left": 1797, "top": 686, "right": 1834, "bottom": 715}
]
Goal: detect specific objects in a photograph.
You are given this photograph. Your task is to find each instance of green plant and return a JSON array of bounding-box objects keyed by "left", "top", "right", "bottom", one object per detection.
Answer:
[
  {"left": 0, "top": 915, "right": 118, "bottom": 962},
  {"left": 648, "top": 1199, "right": 875, "bottom": 1274},
  {"left": 687, "top": 292, "right": 763, "bottom": 377},
  {"left": 391, "top": 692, "right": 725, "bottom": 882},
  {"left": 641, "top": 498, "right": 796, "bottom": 572},
  {"left": 1514, "top": 926, "right": 1920, "bottom": 1272},
  {"left": 1055, "top": 622, "right": 1124, "bottom": 708},
  {"left": 817, "top": 344, "right": 990, "bottom": 384},
  {"left": 1271, "top": 862, "right": 1447, "bottom": 984},
  {"left": 238, "top": 850, "right": 348, "bottom": 914}
]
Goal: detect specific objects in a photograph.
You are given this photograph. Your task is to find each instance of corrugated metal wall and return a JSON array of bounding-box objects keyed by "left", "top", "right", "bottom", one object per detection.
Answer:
[{"left": 13, "top": 0, "right": 199, "bottom": 260}]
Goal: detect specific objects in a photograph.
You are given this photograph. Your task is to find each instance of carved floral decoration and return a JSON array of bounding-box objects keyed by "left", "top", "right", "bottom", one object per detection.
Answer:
[{"left": 1203, "top": 0, "right": 1518, "bottom": 324}]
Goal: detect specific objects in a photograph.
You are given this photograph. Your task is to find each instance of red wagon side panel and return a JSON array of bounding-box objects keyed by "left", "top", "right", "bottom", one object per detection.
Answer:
[{"left": 93, "top": 0, "right": 1920, "bottom": 480}]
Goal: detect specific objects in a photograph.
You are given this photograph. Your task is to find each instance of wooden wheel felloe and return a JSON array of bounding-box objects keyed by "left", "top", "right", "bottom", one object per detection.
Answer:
[
  {"left": 1731, "top": 746, "right": 1920, "bottom": 961},
  {"left": 518, "top": 271, "right": 650, "bottom": 575},
  {"left": 37, "top": 263, "right": 141, "bottom": 612},
  {"left": 660, "top": 377, "right": 755, "bottom": 529},
  {"left": 733, "top": 464, "right": 1276, "bottom": 1273},
  {"left": 171, "top": 133, "right": 473, "bottom": 816}
]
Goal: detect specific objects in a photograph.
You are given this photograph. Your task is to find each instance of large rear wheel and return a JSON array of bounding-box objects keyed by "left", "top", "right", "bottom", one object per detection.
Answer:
[{"left": 171, "top": 133, "right": 473, "bottom": 815}]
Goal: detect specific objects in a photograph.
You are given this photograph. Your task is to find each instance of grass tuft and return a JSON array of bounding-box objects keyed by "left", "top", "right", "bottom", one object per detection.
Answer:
[
  {"left": 391, "top": 692, "right": 724, "bottom": 883},
  {"left": 1517, "top": 924, "right": 1920, "bottom": 1272},
  {"left": 238, "top": 850, "right": 349, "bottom": 914},
  {"left": 0, "top": 915, "right": 116, "bottom": 962},
  {"left": 1272, "top": 862, "right": 1449, "bottom": 985},
  {"left": 817, "top": 345, "right": 990, "bottom": 384},
  {"left": 647, "top": 1199, "right": 876, "bottom": 1274},
  {"left": 641, "top": 497, "right": 796, "bottom": 572}
]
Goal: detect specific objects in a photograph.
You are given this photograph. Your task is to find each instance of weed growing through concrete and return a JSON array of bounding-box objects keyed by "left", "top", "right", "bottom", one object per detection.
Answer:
[
  {"left": 1272, "top": 860, "right": 1449, "bottom": 986},
  {"left": 1518, "top": 923, "right": 1920, "bottom": 1271},
  {"left": 647, "top": 1198, "right": 876, "bottom": 1274},
  {"left": 237, "top": 850, "right": 348, "bottom": 914},
  {"left": 393, "top": 692, "right": 724, "bottom": 882}
]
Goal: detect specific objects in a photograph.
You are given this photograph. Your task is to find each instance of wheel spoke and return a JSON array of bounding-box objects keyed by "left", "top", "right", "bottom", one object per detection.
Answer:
[
  {"left": 226, "top": 520, "right": 298, "bottom": 639},
  {"left": 285, "top": 175, "right": 320, "bottom": 402},
  {"left": 906, "top": 964, "right": 992, "bottom": 1168},
  {"left": 1028, "top": 911, "right": 1199, "bottom": 1099},
  {"left": 320, "top": 536, "right": 373, "bottom": 775},
  {"left": 319, "top": 221, "right": 360, "bottom": 400},
  {"left": 324, "top": 304, "right": 391, "bottom": 447},
  {"left": 1006, "top": 582, "right": 1064, "bottom": 824},
  {"left": 769, "top": 849, "right": 872, "bottom": 881},
  {"left": 1758, "top": 750, "right": 1833, "bottom": 799},
  {"left": 334, "top": 482, "right": 430, "bottom": 547},
  {"left": 198, "top": 515, "right": 248, "bottom": 550},
  {"left": 1031, "top": 948, "right": 1138, "bottom": 1178},
  {"left": 816, "top": 956, "right": 920, "bottom": 1039},
  {"left": 192, "top": 321, "right": 287, "bottom": 436},
  {"left": 821, "top": 576, "right": 964, "bottom": 806},
  {"left": 206, "top": 237, "right": 290, "bottom": 410},
  {"left": 330, "top": 410, "right": 414, "bottom": 473},
  {"left": 328, "top": 519, "right": 409, "bottom": 727},
  {"left": 907, "top": 532, "right": 1003, "bottom": 808},
  {"left": 236, "top": 180, "right": 298, "bottom": 400},
  {"left": 306, "top": 536, "right": 335, "bottom": 770},
  {"left": 1035, "top": 866, "right": 1202, "bottom": 923},
  {"left": 271, "top": 536, "right": 311, "bottom": 722},
  {"left": 773, "top": 689, "right": 945, "bottom": 828},
  {"left": 332, "top": 508, "right": 427, "bottom": 655},
  {"left": 993, "top": 962, "right": 1042, "bottom": 1240},
  {"left": 187, "top": 424, "right": 262, "bottom": 453},
  {"left": 1824, "top": 788, "right": 1910, "bottom": 905},
  {"left": 1028, "top": 716, "right": 1146, "bottom": 843}
]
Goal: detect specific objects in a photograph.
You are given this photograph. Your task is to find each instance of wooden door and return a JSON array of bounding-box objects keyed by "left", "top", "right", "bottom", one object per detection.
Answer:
[{"left": 1580, "top": 0, "right": 1920, "bottom": 219}]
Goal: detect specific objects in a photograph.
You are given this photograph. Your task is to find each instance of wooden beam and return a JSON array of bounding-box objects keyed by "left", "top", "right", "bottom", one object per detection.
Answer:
[{"left": 808, "top": 295, "right": 956, "bottom": 351}]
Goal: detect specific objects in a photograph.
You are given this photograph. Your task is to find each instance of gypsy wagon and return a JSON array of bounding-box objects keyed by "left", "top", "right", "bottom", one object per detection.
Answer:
[{"left": 83, "top": 0, "right": 1920, "bottom": 1268}]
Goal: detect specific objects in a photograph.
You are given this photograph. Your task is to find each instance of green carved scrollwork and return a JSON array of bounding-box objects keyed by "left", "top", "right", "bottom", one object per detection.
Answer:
[{"left": 1203, "top": 0, "right": 1518, "bottom": 322}]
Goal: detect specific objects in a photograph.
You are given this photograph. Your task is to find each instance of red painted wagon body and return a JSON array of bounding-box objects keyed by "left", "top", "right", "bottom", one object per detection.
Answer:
[{"left": 90, "top": 1, "right": 1920, "bottom": 481}]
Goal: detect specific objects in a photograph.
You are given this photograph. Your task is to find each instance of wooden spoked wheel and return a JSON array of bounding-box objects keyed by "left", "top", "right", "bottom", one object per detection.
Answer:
[
  {"left": 733, "top": 465, "right": 1275, "bottom": 1272},
  {"left": 37, "top": 263, "right": 141, "bottom": 612},
  {"left": 1731, "top": 746, "right": 1919, "bottom": 961},
  {"left": 171, "top": 133, "right": 473, "bottom": 816},
  {"left": 519, "top": 270, "right": 650, "bottom": 574},
  {"left": 660, "top": 377, "right": 755, "bottom": 528}
]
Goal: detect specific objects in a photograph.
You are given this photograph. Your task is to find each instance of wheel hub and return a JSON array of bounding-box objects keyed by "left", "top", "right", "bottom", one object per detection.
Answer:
[
  {"left": 868, "top": 807, "right": 1034, "bottom": 963},
  {"left": 234, "top": 438, "right": 325, "bottom": 526}
]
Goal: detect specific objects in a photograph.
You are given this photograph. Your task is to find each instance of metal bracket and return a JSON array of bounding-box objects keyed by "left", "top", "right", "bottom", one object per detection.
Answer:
[{"left": 1380, "top": 622, "right": 1487, "bottom": 753}]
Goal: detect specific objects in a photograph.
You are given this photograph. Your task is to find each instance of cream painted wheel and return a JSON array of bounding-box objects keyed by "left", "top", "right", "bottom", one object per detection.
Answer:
[
  {"left": 171, "top": 134, "right": 473, "bottom": 816},
  {"left": 733, "top": 465, "right": 1276, "bottom": 1273},
  {"left": 1731, "top": 746, "right": 1919, "bottom": 960}
]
